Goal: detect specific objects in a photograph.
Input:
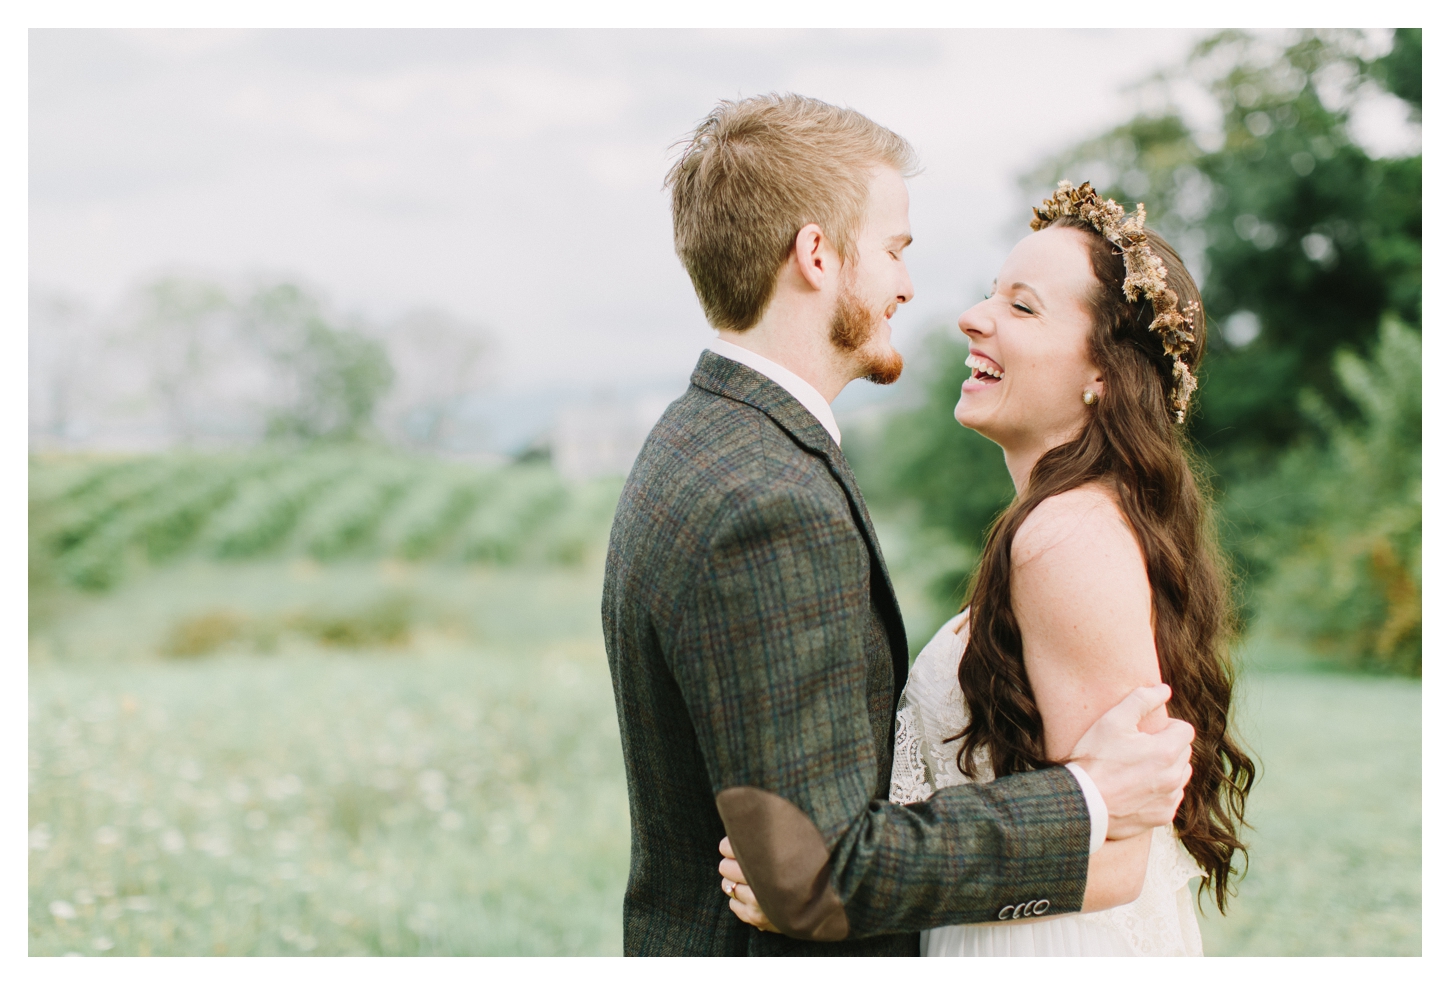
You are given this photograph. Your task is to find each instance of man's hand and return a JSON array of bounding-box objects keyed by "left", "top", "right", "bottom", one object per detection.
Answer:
[{"left": 1069, "top": 683, "right": 1194, "bottom": 841}]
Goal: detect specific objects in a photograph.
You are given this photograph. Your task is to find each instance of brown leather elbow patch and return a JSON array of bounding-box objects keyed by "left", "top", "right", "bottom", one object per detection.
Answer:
[{"left": 715, "top": 786, "right": 849, "bottom": 942}]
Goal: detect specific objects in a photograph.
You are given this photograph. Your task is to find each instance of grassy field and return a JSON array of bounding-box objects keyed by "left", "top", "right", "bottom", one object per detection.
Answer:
[
  {"left": 28, "top": 454, "right": 1420, "bottom": 956},
  {"left": 29, "top": 564, "right": 629, "bottom": 956},
  {"left": 1197, "top": 665, "right": 1421, "bottom": 955},
  {"left": 28, "top": 571, "right": 1422, "bottom": 956}
]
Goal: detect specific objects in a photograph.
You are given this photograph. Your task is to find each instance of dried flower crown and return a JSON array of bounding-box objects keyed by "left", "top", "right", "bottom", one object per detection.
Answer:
[{"left": 1031, "top": 180, "right": 1200, "bottom": 424}]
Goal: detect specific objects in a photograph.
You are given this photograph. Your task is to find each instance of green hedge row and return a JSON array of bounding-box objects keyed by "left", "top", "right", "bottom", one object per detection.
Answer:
[{"left": 29, "top": 451, "right": 623, "bottom": 591}]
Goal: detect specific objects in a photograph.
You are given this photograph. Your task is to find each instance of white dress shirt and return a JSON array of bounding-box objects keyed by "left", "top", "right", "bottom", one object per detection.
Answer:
[
  {"left": 1064, "top": 762, "right": 1108, "bottom": 853},
  {"left": 707, "top": 336, "right": 841, "bottom": 446},
  {"left": 706, "top": 335, "right": 1108, "bottom": 853}
]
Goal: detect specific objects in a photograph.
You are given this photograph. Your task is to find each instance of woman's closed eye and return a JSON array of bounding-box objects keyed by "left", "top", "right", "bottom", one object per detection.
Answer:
[{"left": 983, "top": 287, "right": 1034, "bottom": 315}]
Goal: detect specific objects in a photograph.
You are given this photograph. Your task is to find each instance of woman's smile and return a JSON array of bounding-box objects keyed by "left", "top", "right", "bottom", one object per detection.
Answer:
[{"left": 963, "top": 352, "right": 1005, "bottom": 392}]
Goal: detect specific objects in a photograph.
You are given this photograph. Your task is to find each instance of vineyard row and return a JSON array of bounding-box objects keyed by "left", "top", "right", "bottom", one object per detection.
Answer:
[{"left": 29, "top": 451, "right": 624, "bottom": 590}]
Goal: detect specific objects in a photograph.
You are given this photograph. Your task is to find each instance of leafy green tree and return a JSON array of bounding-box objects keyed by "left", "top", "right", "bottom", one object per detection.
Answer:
[
  {"left": 1369, "top": 27, "right": 1421, "bottom": 110},
  {"left": 1229, "top": 318, "right": 1420, "bottom": 673},
  {"left": 850, "top": 30, "right": 1421, "bottom": 670},
  {"left": 1029, "top": 29, "right": 1420, "bottom": 469},
  {"left": 241, "top": 283, "right": 395, "bottom": 443}
]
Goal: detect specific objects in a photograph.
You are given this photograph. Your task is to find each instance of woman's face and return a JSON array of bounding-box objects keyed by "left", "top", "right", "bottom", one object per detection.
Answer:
[{"left": 953, "top": 226, "right": 1104, "bottom": 454}]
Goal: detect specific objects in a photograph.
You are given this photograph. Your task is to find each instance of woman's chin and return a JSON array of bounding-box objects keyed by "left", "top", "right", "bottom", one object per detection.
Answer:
[{"left": 953, "top": 396, "right": 992, "bottom": 435}]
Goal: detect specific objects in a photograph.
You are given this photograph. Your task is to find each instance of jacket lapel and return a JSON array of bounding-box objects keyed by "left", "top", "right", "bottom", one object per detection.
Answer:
[{"left": 690, "top": 351, "right": 910, "bottom": 684}]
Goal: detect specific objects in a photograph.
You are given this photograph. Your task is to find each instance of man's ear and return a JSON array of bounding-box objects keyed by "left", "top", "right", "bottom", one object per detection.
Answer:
[{"left": 790, "top": 223, "right": 836, "bottom": 292}]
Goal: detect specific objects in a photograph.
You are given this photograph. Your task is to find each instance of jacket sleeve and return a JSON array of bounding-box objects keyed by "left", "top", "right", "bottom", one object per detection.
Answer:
[{"left": 663, "top": 488, "right": 1091, "bottom": 941}]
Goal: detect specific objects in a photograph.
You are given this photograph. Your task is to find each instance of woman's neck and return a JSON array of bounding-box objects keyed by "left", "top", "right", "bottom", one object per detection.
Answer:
[
  {"left": 1003, "top": 449, "right": 1035, "bottom": 495},
  {"left": 1002, "top": 441, "right": 1054, "bottom": 495},
  {"left": 1001, "top": 425, "right": 1086, "bottom": 494}
]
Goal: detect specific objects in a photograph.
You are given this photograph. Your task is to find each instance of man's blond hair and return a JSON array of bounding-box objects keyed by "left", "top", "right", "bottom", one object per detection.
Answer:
[{"left": 665, "top": 93, "right": 918, "bottom": 333}]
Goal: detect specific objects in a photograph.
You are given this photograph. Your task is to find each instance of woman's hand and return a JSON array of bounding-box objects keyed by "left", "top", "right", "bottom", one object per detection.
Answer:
[{"left": 717, "top": 837, "right": 780, "bottom": 933}]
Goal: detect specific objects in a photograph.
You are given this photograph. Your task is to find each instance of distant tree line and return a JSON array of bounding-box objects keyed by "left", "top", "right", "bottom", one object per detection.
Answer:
[{"left": 29, "top": 277, "right": 492, "bottom": 452}]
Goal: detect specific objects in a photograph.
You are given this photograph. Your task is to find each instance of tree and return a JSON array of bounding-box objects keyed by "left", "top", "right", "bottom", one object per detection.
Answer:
[
  {"left": 239, "top": 283, "right": 395, "bottom": 444},
  {"left": 849, "top": 30, "right": 1422, "bottom": 670},
  {"left": 1370, "top": 27, "right": 1421, "bottom": 111},
  {"left": 1231, "top": 317, "right": 1420, "bottom": 673},
  {"left": 1028, "top": 29, "right": 1420, "bottom": 471}
]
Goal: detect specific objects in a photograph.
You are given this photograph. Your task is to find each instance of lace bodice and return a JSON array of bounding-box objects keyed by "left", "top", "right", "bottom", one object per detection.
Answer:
[{"left": 891, "top": 615, "right": 1205, "bottom": 957}]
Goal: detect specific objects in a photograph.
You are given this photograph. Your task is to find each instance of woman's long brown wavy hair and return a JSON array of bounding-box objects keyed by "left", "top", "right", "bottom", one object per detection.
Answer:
[{"left": 952, "top": 216, "right": 1255, "bottom": 913}]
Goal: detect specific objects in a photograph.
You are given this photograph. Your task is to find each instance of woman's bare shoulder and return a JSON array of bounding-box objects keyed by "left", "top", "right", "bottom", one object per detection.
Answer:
[
  {"left": 1011, "top": 483, "right": 1155, "bottom": 689},
  {"left": 1012, "top": 481, "right": 1136, "bottom": 570}
]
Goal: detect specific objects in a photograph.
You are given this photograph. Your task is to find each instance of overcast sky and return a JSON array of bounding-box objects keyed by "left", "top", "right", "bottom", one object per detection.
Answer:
[{"left": 31, "top": 28, "right": 1214, "bottom": 412}]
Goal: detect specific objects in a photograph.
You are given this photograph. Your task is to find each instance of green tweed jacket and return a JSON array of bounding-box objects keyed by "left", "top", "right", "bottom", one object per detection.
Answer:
[{"left": 602, "top": 351, "right": 1091, "bottom": 956}]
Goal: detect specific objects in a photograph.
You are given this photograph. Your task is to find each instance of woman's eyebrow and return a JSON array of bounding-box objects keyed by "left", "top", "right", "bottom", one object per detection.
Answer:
[{"left": 1009, "top": 282, "right": 1046, "bottom": 308}]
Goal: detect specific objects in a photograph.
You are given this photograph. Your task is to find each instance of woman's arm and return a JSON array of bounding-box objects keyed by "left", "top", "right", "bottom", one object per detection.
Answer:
[
  {"left": 1010, "top": 482, "right": 1164, "bottom": 911},
  {"left": 718, "top": 484, "right": 1170, "bottom": 932}
]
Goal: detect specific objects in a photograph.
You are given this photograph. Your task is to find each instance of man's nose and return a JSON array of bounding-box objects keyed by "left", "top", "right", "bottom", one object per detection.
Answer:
[{"left": 897, "top": 268, "right": 915, "bottom": 306}]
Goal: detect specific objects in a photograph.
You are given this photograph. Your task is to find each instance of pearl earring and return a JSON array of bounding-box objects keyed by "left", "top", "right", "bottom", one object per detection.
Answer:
[{"left": 1082, "top": 390, "right": 1098, "bottom": 406}]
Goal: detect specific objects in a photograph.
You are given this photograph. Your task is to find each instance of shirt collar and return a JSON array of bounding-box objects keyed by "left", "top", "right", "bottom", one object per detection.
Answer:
[{"left": 706, "top": 336, "right": 841, "bottom": 446}]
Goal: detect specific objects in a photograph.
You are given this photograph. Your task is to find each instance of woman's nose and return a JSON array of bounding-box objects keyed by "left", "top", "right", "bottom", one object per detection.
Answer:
[{"left": 958, "top": 300, "right": 992, "bottom": 338}]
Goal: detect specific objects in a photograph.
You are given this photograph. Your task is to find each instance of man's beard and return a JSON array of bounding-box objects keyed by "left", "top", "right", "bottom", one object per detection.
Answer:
[{"left": 830, "top": 286, "right": 904, "bottom": 385}]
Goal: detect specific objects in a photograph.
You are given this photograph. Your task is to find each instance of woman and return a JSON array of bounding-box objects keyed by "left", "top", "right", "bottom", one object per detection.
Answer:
[{"left": 721, "top": 182, "right": 1254, "bottom": 956}]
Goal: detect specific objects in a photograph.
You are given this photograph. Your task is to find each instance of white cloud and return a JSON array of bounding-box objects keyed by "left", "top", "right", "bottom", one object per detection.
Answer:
[
  {"left": 119, "top": 29, "right": 259, "bottom": 60},
  {"left": 30, "top": 28, "right": 1208, "bottom": 396}
]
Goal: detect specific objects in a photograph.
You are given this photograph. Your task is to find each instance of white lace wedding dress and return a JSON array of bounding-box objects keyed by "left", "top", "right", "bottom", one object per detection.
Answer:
[{"left": 890, "top": 615, "right": 1206, "bottom": 957}]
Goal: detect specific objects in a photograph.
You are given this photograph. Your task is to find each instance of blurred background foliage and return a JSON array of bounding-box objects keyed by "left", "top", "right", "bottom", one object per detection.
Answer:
[
  {"left": 29, "top": 452, "right": 618, "bottom": 599},
  {"left": 851, "top": 28, "right": 1421, "bottom": 675},
  {"left": 30, "top": 28, "right": 1418, "bottom": 956}
]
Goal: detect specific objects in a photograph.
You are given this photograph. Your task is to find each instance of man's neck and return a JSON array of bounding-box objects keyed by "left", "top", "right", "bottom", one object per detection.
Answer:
[{"left": 716, "top": 317, "right": 856, "bottom": 404}]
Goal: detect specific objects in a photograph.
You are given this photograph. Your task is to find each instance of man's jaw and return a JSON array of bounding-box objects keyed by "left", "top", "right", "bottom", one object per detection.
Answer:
[
  {"left": 829, "top": 288, "right": 904, "bottom": 385},
  {"left": 861, "top": 331, "right": 904, "bottom": 385}
]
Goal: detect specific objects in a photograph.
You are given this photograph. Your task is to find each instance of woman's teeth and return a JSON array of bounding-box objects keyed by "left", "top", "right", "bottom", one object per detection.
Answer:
[{"left": 966, "top": 355, "right": 1003, "bottom": 380}]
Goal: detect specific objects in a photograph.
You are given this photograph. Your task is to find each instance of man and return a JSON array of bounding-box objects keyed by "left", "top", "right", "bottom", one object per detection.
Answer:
[{"left": 602, "top": 94, "right": 1195, "bottom": 956}]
